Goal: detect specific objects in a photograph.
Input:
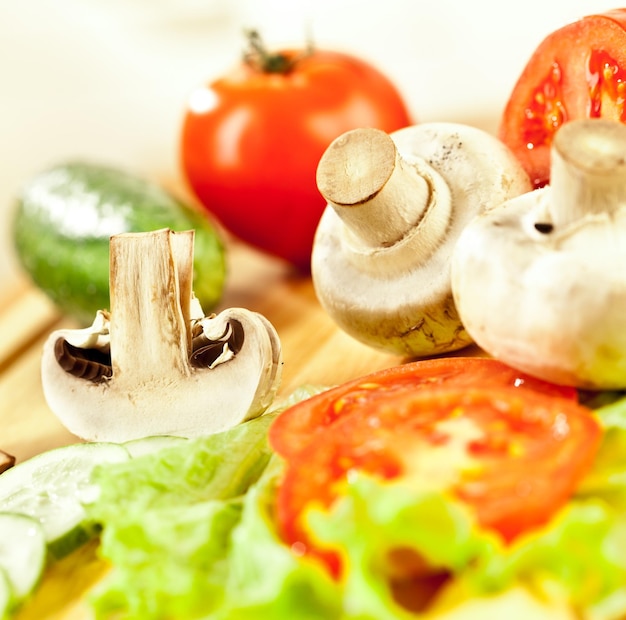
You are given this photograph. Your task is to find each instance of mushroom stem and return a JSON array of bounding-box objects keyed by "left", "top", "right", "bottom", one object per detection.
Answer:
[
  {"left": 109, "top": 229, "right": 193, "bottom": 386},
  {"left": 316, "top": 128, "right": 445, "bottom": 251},
  {"left": 550, "top": 119, "right": 626, "bottom": 228}
]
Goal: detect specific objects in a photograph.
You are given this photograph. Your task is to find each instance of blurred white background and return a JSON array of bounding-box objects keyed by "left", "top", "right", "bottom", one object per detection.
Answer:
[{"left": 0, "top": 0, "right": 616, "bottom": 294}]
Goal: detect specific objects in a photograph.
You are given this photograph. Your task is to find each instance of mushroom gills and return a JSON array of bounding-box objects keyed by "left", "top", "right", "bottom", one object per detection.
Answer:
[{"left": 54, "top": 314, "right": 249, "bottom": 379}]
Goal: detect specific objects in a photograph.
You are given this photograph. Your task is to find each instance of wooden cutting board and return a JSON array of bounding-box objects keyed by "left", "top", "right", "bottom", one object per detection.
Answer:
[{"left": 1, "top": 240, "right": 407, "bottom": 619}]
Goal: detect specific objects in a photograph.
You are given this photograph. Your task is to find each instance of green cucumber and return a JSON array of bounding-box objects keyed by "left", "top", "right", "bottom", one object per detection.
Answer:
[
  {"left": 0, "top": 513, "right": 46, "bottom": 605},
  {"left": 12, "top": 161, "right": 227, "bottom": 325},
  {"left": 0, "top": 442, "right": 130, "bottom": 559}
]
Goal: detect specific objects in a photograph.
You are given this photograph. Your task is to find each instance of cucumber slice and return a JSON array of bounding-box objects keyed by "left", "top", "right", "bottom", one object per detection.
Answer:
[
  {"left": 0, "top": 513, "right": 46, "bottom": 603},
  {"left": 0, "top": 443, "right": 130, "bottom": 559},
  {"left": 0, "top": 569, "right": 11, "bottom": 620},
  {"left": 124, "top": 435, "right": 188, "bottom": 458}
]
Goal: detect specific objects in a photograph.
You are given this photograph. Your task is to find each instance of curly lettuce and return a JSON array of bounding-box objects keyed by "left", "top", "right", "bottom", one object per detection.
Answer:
[{"left": 84, "top": 392, "right": 626, "bottom": 620}]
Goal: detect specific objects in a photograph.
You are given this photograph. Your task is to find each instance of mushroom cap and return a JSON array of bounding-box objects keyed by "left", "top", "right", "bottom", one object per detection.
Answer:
[
  {"left": 451, "top": 187, "right": 626, "bottom": 389},
  {"left": 41, "top": 308, "right": 283, "bottom": 442},
  {"left": 312, "top": 122, "right": 532, "bottom": 357}
]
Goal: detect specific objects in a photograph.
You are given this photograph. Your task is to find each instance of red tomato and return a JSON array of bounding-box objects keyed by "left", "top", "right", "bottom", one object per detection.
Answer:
[
  {"left": 180, "top": 33, "right": 412, "bottom": 271},
  {"left": 499, "top": 9, "right": 626, "bottom": 188},
  {"left": 269, "top": 357, "right": 578, "bottom": 461},
  {"left": 274, "top": 387, "right": 601, "bottom": 578}
]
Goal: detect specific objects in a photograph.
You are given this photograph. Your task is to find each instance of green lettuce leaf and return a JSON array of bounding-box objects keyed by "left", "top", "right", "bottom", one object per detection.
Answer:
[
  {"left": 469, "top": 499, "right": 626, "bottom": 616},
  {"left": 594, "top": 392, "right": 626, "bottom": 430},
  {"left": 305, "top": 475, "right": 626, "bottom": 619},
  {"left": 88, "top": 412, "right": 278, "bottom": 522},
  {"left": 87, "top": 413, "right": 279, "bottom": 619},
  {"left": 92, "top": 499, "right": 241, "bottom": 619},
  {"left": 578, "top": 394, "right": 626, "bottom": 511},
  {"left": 206, "top": 456, "right": 343, "bottom": 620},
  {"left": 84, "top": 390, "right": 626, "bottom": 620},
  {"left": 90, "top": 454, "right": 344, "bottom": 620},
  {"left": 306, "top": 475, "right": 499, "bottom": 619}
]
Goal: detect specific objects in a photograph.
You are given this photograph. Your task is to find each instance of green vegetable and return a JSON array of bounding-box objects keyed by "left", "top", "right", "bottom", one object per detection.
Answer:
[
  {"left": 88, "top": 412, "right": 277, "bottom": 522},
  {"left": 203, "top": 456, "right": 343, "bottom": 620},
  {"left": 0, "top": 513, "right": 46, "bottom": 612},
  {"left": 307, "top": 477, "right": 495, "bottom": 619},
  {"left": 10, "top": 389, "right": 626, "bottom": 619},
  {"left": 87, "top": 413, "right": 278, "bottom": 619},
  {"left": 0, "top": 442, "right": 129, "bottom": 560},
  {"left": 94, "top": 500, "right": 242, "bottom": 619},
  {"left": 0, "top": 570, "right": 10, "bottom": 620},
  {"left": 82, "top": 396, "right": 626, "bottom": 620},
  {"left": 12, "top": 161, "right": 227, "bottom": 324}
]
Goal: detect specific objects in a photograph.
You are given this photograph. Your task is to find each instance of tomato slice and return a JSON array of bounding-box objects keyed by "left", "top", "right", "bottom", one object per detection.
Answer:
[
  {"left": 269, "top": 357, "right": 577, "bottom": 461},
  {"left": 499, "top": 9, "right": 626, "bottom": 188},
  {"left": 274, "top": 387, "right": 601, "bottom": 578}
]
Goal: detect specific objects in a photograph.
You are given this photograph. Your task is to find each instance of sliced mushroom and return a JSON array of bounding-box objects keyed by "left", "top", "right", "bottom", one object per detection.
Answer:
[
  {"left": 312, "top": 124, "right": 532, "bottom": 357},
  {"left": 451, "top": 118, "right": 626, "bottom": 389},
  {"left": 41, "top": 229, "right": 283, "bottom": 442}
]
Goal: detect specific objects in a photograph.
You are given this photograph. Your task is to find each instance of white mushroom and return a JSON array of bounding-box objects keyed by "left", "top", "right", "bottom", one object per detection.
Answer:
[
  {"left": 312, "top": 124, "right": 532, "bottom": 357},
  {"left": 41, "top": 229, "right": 283, "bottom": 442},
  {"left": 451, "top": 118, "right": 626, "bottom": 390}
]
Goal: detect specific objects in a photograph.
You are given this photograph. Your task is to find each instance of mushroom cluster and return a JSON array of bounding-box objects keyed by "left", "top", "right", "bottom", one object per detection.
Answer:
[
  {"left": 41, "top": 229, "right": 283, "bottom": 442},
  {"left": 451, "top": 118, "right": 626, "bottom": 390},
  {"left": 312, "top": 123, "right": 532, "bottom": 357}
]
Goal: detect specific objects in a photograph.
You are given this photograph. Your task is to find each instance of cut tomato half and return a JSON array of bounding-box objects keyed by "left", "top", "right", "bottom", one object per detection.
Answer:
[{"left": 499, "top": 9, "right": 626, "bottom": 187}]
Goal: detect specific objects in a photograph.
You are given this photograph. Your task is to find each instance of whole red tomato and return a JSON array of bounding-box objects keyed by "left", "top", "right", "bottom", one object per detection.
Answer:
[
  {"left": 499, "top": 9, "right": 626, "bottom": 188},
  {"left": 180, "top": 32, "right": 412, "bottom": 271}
]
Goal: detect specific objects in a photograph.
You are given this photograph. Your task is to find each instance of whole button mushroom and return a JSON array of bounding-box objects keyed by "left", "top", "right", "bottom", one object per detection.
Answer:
[
  {"left": 41, "top": 229, "right": 283, "bottom": 442},
  {"left": 312, "top": 124, "right": 532, "bottom": 357},
  {"left": 451, "top": 118, "right": 626, "bottom": 390}
]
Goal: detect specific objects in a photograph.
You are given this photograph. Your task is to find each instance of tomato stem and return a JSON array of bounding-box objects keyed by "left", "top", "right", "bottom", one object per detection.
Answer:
[{"left": 243, "top": 29, "right": 313, "bottom": 74}]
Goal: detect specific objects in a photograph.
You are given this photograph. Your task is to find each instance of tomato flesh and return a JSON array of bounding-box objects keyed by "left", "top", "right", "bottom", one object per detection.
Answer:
[
  {"left": 587, "top": 49, "right": 626, "bottom": 120},
  {"left": 521, "top": 62, "right": 567, "bottom": 152},
  {"left": 499, "top": 9, "right": 626, "bottom": 188},
  {"left": 273, "top": 386, "right": 601, "bottom": 578},
  {"left": 269, "top": 357, "right": 578, "bottom": 461}
]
